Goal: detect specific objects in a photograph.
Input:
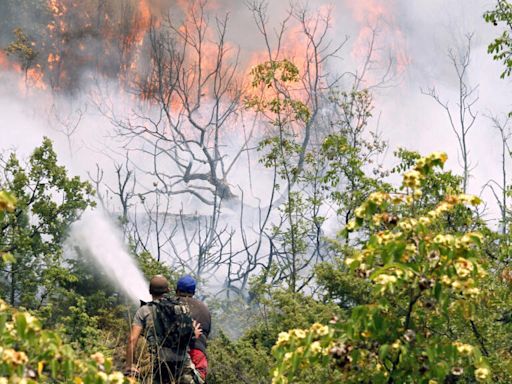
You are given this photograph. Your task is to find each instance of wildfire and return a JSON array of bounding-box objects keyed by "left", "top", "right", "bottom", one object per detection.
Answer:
[
  {"left": 119, "top": 0, "right": 154, "bottom": 89},
  {"left": 135, "top": 0, "right": 152, "bottom": 46},
  {"left": 48, "top": 0, "right": 66, "bottom": 16},
  {"left": 26, "top": 65, "right": 46, "bottom": 90},
  {"left": 2, "top": 1, "right": 410, "bottom": 98},
  {"left": 46, "top": 0, "right": 67, "bottom": 36},
  {"left": 0, "top": 52, "right": 10, "bottom": 70},
  {"left": 346, "top": 0, "right": 410, "bottom": 76}
]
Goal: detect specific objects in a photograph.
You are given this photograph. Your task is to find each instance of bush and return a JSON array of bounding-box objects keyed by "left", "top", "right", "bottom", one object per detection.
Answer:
[{"left": 272, "top": 153, "right": 496, "bottom": 383}]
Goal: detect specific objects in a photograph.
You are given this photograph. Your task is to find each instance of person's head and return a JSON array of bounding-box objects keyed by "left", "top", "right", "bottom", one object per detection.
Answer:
[
  {"left": 176, "top": 275, "right": 196, "bottom": 297},
  {"left": 149, "top": 275, "right": 170, "bottom": 298}
]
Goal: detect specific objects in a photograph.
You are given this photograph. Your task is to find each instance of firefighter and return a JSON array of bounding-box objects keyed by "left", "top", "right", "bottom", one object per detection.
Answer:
[{"left": 175, "top": 275, "right": 211, "bottom": 382}]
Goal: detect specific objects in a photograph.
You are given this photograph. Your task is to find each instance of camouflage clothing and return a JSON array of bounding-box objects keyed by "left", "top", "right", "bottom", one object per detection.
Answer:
[{"left": 133, "top": 302, "right": 198, "bottom": 384}]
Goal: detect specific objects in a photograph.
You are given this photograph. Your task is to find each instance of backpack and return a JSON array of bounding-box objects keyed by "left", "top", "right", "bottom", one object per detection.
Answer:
[{"left": 149, "top": 296, "right": 194, "bottom": 356}]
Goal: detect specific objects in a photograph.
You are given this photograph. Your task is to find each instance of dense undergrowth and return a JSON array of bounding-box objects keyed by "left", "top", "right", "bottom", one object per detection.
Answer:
[{"left": 3, "top": 146, "right": 512, "bottom": 383}]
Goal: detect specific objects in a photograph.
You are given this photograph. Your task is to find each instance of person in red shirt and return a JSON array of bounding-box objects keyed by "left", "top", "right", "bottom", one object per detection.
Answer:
[{"left": 176, "top": 276, "right": 211, "bottom": 381}]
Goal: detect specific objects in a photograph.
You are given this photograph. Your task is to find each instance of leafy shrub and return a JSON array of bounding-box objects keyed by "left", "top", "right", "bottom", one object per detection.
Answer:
[
  {"left": 272, "top": 153, "right": 494, "bottom": 383},
  {"left": 0, "top": 190, "right": 132, "bottom": 383}
]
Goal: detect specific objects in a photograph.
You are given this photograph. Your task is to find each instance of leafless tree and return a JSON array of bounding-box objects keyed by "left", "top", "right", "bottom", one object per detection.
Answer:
[
  {"left": 89, "top": 0, "right": 255, "bottom": 282},
  {"left": 423, "top": 34, "right": 479, "bottom": 193},
  {"left": 49, "top": 103, "right": 86, "bottom": 158},
  {"left": 108, "top": 0, "right": 250, "bottom": 206},
  {"left": 484, "top": 114, "right": 511, "bottom": 236}
]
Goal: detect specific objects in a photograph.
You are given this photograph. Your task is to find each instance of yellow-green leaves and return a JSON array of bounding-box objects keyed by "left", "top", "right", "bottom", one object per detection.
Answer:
[
  {"left": 272, "top": 323, "right": 335, "bottom": 384},
  {"left": 5, "top": 28, "right": 38, "bottom": 72},
  {"left": 272, "top": 152, "right": 492, "bottom": 383},
  {"left": 1, "top": 253, "right": 15, "bottom": 264},
  {"left": 0, "top": 190, "right": 17, "bottom": 265},
  {"left": 246, "top": 59, "right": 311, "bottom": 124},
  {"left": 0, "top": 299, "right": 134, "bottom": 383},
  {"left": 249, "top": 59, "right": 300, "bottom": 88},
  {"left": 0, "top": 190, "right": 16, "bottom": 213}
]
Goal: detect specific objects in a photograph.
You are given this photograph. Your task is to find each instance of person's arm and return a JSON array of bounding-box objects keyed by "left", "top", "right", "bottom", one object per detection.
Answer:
[{"left": 125, "top": 324, "right": 142, "bottom": 373}]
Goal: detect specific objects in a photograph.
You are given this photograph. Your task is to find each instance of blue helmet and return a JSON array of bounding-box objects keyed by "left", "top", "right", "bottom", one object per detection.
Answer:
[{"left": 176, "top": 275, "right": 196, "bottom": 294}]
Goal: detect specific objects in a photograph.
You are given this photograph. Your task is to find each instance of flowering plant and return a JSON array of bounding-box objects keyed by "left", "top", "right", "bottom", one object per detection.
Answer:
[
  {"left": 0, "top": 191, "right": 132, "bottom": 383},
  {"left": 0, "top": 297, "right": 133, "bottom": 383},
  {"left": 272, "top": 153, "right": 492, "bottom": 383}
]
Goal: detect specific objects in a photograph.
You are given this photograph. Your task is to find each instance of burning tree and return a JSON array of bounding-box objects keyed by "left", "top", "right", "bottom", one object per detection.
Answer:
[
  {"left": 101, "top": 0, "right": 245, "bottom": 206},
  {"left": 0, "top": 0, "right": 406, "bottom": 293},
  {"left": 5, "top": 28, "right": 39, "bottom": 87}
]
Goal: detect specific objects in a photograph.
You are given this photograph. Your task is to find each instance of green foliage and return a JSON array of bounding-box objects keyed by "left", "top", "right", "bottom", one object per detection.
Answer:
[
  {"left": 0, "top": 190, "right": 16, "bottom": 265},
  {"left": 207, "top": 287, "right": 343, "bottom": 384},
  {"left": 484, "top": 0, "right": 512, "bottom": 79},
  {"left": 0, "top": 299, "right": 133, "bottom": 383},
  {"left": 247, "top": 59, "right": 320, "bottom": 291},
  {"left": 4, "top": 27, "right": 38, "bottom": 73},
  {"left": 272, "top": 153, "right": 500, "bottom": 383},
  {"left": 0, "top": 139, "right": 119, "bottom": 361},
  {"left": 207, "top": 331, "right": 272, "bottom": 384},
  {"left": 135, "top": 250, "right": 176, "bottom": 282},
  {"left": 0, "top": 191, "right": 132, "bottom": 383},
  {"left": 315, "top": 258, "right": 372, "bottom": 309},
  {"left": 0, "top": 138, "right": 95, "bottom": 309},
  {"left": 247, "top": 288, "right": 342, "bottom": 349},
  {"left": 246, "top": 59, "right": 310, "bottom": 124},
  {"left": 249, "top": 59, "right": 300, "bottom": 88},
  {"left": 60, "top": 296, "right": 101, "bottom": 350},
  {"left": 321, "top": 125, "right": 388, "bottom": 225},
  {"left": 247, "top": 60, "right": 386, "bottom": 292}
]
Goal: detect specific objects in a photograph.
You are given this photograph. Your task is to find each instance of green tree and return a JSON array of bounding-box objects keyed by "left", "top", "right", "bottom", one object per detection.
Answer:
[
  {"left": 0, "top": 138, "right": 95, "bottom": 309},
  {"left": 247, "top": 61, "right": 386, "bottom": 293},
  {"left": 0, "top": 191, "right": 132, "bottom": 383},
  {"left": 5, "top": 27, "right": 39, "bottom": 85},
  {"left": 484, "top": 0, "right": 512, "bottom": 79},
  {"left": 272, "top": 153, "right": 505, "bottom": 383},
  {"left": 247, "top": 59, "right": 317, "bottom": 292}
]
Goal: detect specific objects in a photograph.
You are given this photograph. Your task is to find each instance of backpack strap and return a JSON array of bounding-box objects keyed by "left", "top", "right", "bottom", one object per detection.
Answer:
[{"left": 145, "top": 300, "right": 165, "bottom": 350}]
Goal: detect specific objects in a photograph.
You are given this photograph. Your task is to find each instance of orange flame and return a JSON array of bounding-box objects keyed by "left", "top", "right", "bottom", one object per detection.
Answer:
[
  {"left": 0, "top": 52, "right": 10, "bottom": 70},
  {"left": 136, "top": 0, "right": 152, "bottom": 45},
  {"left": 244, "top": 6, "right": 333, "bottom": 112},
  {"left": 27, "top": 65, "right": 47, "bottom": 90},
  {"left": 346, "top": 0, "right": 410, "bottom": 76},
  {"left": 7, "top": 0, "right": 409, "bottom": 102}
]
